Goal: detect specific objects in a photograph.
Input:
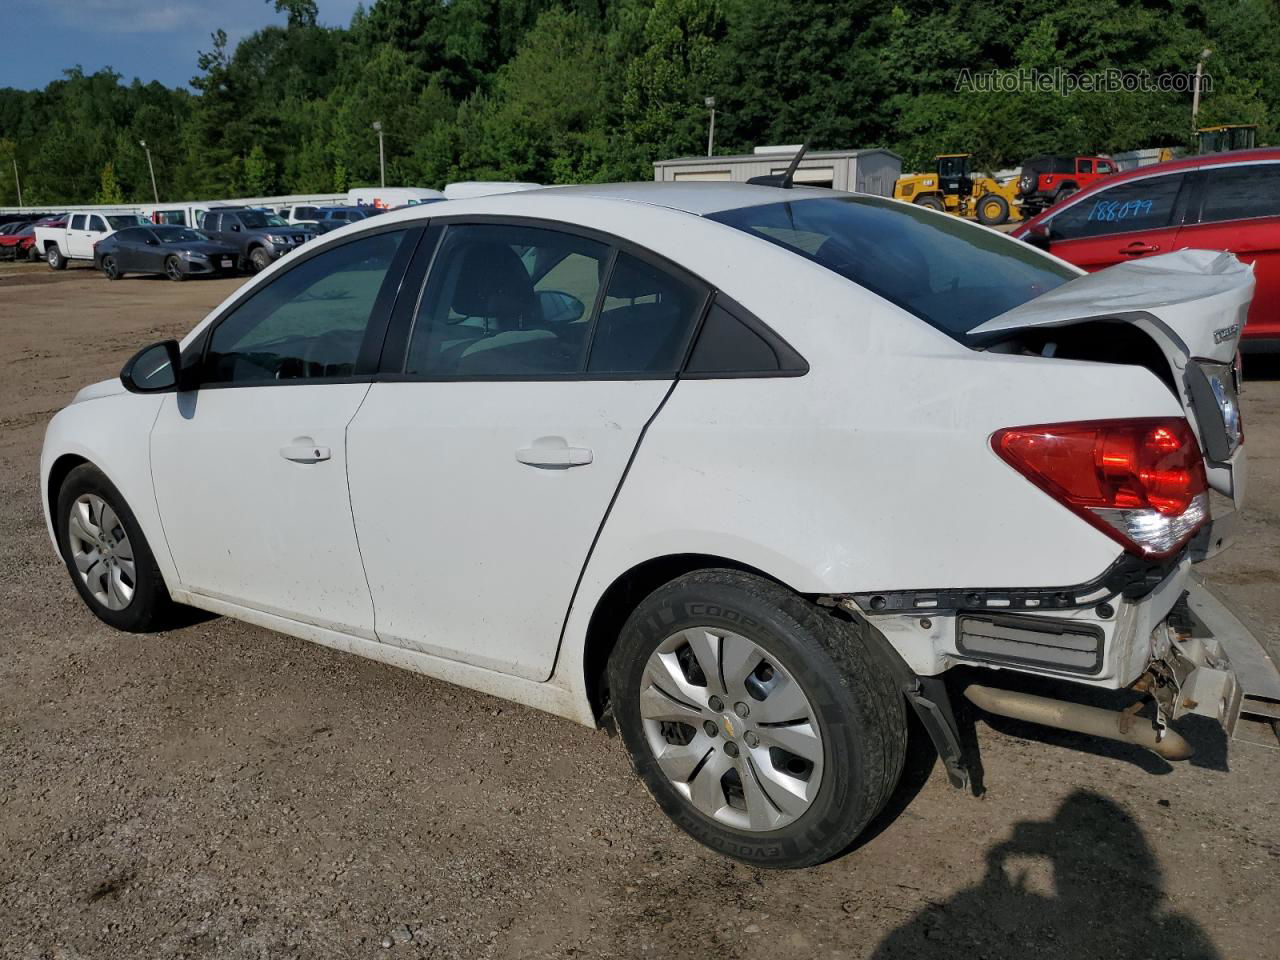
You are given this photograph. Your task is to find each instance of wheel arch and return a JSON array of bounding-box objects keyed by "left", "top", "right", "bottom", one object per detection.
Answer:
[
  {"left": 579, "top": 552, "right": 793, "bottom": 723},
  {"left": 46, "top": 453, "right": 90, "bottom": 528}
]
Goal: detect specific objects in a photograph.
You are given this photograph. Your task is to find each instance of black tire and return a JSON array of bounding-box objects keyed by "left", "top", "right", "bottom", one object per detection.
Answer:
[
  {"left": 55, "top": 463, "right": 176, "bottom": 632},
  {"left": 101, "top": 255, "right": 121, "bottom": 280},
  {"left": 164, "top": 255, "right": 186, "bottom": 282},
  {"left": 27, "top": 245, "right": 40, "bottom": 262},
  {"left": 913, "top": 194, "right": 946, "bottom": 212},
  {"left": 977, "top": 193, "right": 1010, "bottom": 226},
  {"left": 248, "top": 246, "right": 271, "bottom": 273},
  {"left": 1053, "top": 184, "right": 1078, "bottom": 205},
  {"left": 46, "top": 244, "right": 66, "bottom": 270},
  {"left": 608, "top": 569, "right": 907, "bottom": 869}
]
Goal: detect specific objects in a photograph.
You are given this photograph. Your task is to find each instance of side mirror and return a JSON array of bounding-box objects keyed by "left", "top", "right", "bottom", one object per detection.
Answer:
[
  {"left": 145, "top": 238, "right": 158, "bottom": 246},
  {"left": 1024, "top": 223, "right": 1052, "bottom": 251},
  {"left": 121, "top": 339, "right": 182, "bottom": 393}
]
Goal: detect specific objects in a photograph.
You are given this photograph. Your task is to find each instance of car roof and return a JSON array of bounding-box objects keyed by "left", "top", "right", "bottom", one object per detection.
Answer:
[{"left": 532, "top": 181, "right": 840, "bottom": 216}]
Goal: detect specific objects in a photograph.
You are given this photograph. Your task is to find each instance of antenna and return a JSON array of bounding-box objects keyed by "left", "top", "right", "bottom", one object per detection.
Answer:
[{"left": 746, "top": 142, "right": 810, "bottom": 189}]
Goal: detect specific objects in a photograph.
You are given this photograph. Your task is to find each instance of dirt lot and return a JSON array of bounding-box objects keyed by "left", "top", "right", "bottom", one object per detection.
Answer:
[{"left": 1, "top": 262, "right": 1277, "bottom": 960}]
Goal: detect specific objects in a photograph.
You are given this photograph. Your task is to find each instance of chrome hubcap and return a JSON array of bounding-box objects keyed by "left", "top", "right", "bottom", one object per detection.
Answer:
[
  {"left": 67, "top": 494, "right": 135, "bottom": 611},
  {"left": 639, "top": 628, "right": 824, "bottom": 832}
]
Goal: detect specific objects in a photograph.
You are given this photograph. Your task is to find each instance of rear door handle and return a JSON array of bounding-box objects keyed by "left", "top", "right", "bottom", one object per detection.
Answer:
[
  {"left": 280, "top": 440, "right": 331, "bottom": 463},
  {"left": 1119, "top": 241, "right": 1160, "bottom": 255},
  {"left": 516, "top": 437, "right": 593, "bottom": 469}
]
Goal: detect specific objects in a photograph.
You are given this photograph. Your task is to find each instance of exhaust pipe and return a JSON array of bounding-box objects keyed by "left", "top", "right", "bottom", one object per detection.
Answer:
[{"left": 963, "top": 684, "right": 1193, "bottom": 761}]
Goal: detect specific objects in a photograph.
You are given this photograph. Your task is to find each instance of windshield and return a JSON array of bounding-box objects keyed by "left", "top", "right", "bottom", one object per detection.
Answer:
[
  {"left": 240, "top": 211, "right": 288, "bottom": 228},
  {"left": 707, "top": 196, "right": 1075, "bottom": 345},
  {"left": 154, "top": 226, "right": 208, "bottom": 243},
  {"left": 106, "top": 215, "right": 146, "bottom": 229}
]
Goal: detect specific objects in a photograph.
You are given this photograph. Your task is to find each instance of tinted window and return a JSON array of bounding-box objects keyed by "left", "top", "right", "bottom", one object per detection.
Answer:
[
  {"left": 686, "top": 302, "right": 780, "bottom": 374},
  {"left": 587, "top": 253, "right": 704, "bottom": 373},
  {"left": 709, "top": 196, "right": 1074, "bottom": 345},
  {"left": 153, "top": 226, "right": 207, "bottom": 243},
  {"left": 239, "top": 210, "right": 287, "bottom": 228},
  {"left": 70, "top": 214, "right": 86, "bottom": 230},
  {"left": 88, "top": 216, "right": 106, "bottom": 232},
  {"left": 406, "top": 224, "right": 608, "bottom": 377},
  {"left": 1199, "top": 163, "right": 1280, "bottom": 222},
  {"left": 1078, "top": 160, "right": 1094, "bottom": 174},
  {"left": 1048, "top": 173, "right": 1186, "bottom": 241},
  {"left": 295, "top": 206, "right": 317, "bottom": 220},
  {"left": 114, "top": 228, "right": 147, "bottom": 243},
  {"left": 205, "top": 231, "right": 406, "bottom": 384}
]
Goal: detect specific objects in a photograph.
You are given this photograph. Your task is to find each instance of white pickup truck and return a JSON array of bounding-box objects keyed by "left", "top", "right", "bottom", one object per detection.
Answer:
[{"left": 35, "top": 211, "right": 148, "bottom": 269}]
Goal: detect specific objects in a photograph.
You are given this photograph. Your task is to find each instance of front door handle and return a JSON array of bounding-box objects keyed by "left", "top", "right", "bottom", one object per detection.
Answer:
[
  {"left": 1119, "top": 241, "right": 1160, "bottom": 256},
  {"left": 280, "top": 440, "right": 331, "bottom": 463},
  {"left": 516, "top": 436, "right": 593, "bottom": 469}
]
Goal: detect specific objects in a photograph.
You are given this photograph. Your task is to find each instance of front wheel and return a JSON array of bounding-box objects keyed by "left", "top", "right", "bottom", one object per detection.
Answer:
[
  {"left": 55, "top": 464, "right": 176, "bottom": 632},
  {"left": 164, "top": 255, "right": 186, "bottom": 281},
  {"left": 249, "top": 247, "right": 271, "bottom": 273},
  {"left": 609, "top": 570, "right": 907, "bottom": 868}
]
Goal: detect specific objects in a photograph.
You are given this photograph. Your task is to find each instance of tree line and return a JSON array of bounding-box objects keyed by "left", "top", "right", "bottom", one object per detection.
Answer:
[{"left": 0, "top": 0, "right": 1276, "bottom": 206}]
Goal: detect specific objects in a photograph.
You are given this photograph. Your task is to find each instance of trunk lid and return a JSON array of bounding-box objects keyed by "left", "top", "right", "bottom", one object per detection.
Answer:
[{"left": 969, "top": 250, "right": 1253, "bottom": 504}]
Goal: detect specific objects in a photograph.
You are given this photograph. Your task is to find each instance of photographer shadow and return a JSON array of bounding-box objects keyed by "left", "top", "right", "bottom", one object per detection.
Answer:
[{"left": 870, "top": 790, "right": 1222, "bottom": 959}]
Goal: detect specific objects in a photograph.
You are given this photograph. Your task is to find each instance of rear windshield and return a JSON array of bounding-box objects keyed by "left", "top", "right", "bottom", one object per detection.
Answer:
[{"left": 707, "top": 196, "right": 1074, "bottom": 345}]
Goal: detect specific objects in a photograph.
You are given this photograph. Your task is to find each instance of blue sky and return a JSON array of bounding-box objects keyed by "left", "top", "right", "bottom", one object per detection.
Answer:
[{"left": 3, "top": 0, "right": 364, "bottom": 90}]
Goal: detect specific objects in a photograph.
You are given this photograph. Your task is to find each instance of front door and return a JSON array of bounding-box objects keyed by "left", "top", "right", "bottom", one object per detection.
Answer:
[
  {"left": 150, "top": 228, "right": 415, "bottom": 635},
  {"left": 1044, "top": 171, "right": 1190, "bottom": 272},
  {"left": 347, "top": 222, "right": 709, "bottom": 681}
]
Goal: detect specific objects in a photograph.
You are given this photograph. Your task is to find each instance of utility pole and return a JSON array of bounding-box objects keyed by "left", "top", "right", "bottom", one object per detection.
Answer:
[
  {"left": 705, "top": 97, "right": 716, "bottom": 158},
  {"left": 1192, "top": 48, "right": 1211, "bottom": 129},
  {"left": 372, "top": 121, "right": 386, "bottom": 188},
  {"left": 139, "top": 140, "right": 159, "bottom": 203},
  {"left": 11, "top": 155, "right": 21, "bottom": 207}
]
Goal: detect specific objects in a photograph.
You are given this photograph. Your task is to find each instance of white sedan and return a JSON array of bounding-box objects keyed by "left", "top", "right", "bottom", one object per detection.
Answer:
[{"left": 41, "top": 183, "right": 1261, "bottom": 867}]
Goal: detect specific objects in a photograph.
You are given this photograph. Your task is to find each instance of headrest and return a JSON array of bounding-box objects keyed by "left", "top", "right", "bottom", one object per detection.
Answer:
[{"left": 451, "top": 242, "right": 537, "bottom": 326}]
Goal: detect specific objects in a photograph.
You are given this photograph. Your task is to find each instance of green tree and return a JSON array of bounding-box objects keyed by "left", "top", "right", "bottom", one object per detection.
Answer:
[
  {"left": 243, "top": 144, "right": 277, "bottom": 195},
  {"left": 93, "top": 161, "right": 125, "bottom": 204}
]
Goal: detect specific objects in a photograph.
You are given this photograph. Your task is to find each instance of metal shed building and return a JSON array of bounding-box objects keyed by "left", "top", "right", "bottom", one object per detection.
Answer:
[{"left": 653, "top": 146, "right": 903, "bottom": 197}]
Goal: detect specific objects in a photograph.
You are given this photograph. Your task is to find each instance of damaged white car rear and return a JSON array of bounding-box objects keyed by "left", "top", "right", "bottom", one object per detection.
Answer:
[{"left": 39, "top": 185, "right": 1280, "bottom": 869}]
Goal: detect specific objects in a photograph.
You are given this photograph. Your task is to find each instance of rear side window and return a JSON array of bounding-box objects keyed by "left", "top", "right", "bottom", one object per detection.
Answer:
[
  {"left": 708, "top": 196, "right": 1073, "bottom": 345},
  {"left": 685, "top": 298, "right": 807, "bottom": 376},
  {"left": 405, "top": 223, "right": 609, "bottom": 377},
  {"left": 1047, "top": 173, "right": 1186, "bottom": 241},
  {"left": 587, "top": 253, "right": 705, "bottom": 374},
  {"left": 70, "top": 214, "right": 86, "bottom": 230},
  {"left": 1199, "top": 163, "right": 1280, "bottom": 223}
]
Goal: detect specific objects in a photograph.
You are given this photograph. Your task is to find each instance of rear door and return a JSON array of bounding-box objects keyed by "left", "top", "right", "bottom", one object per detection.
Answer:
[
  {"left": 1173, "top": 160, "right": 1280, "bottom": 342},
  {"left": 1043, "top": 171, "right": 1191, "bottom": 271},
  {"left": 346, "top": 221, "right": 709, "bottom": 681}
]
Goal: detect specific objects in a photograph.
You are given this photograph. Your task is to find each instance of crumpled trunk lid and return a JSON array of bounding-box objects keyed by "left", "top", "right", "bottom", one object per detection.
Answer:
[{"left": 969, "top": 250, "right": 1253, "bottom": 504}]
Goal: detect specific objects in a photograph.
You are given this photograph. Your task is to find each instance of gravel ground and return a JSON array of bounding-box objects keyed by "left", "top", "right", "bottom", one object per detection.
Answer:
[{"left": 1, "top": 263, "right": 1277, "bottom": 960}]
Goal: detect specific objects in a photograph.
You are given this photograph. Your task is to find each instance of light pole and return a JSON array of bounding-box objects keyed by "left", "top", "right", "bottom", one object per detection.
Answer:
[
  {"left": 705, "top": 97, "right": 716, "bottom": 158},
  {"left": 139, "top": 140, "right": 159, "bottom": 203},
  {"left": 372, "top": 121, "right": 386, "bottom": 188},
  {"left": 1191, "top": 48, "right": 1211, "bottom": 128},
  {"left": 11, "top": 155, "right": 21, "bottom": 208}
]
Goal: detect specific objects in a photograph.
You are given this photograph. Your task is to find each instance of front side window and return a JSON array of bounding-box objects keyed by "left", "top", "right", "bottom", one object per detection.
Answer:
[
  {"left": 709, "top": 196, "right": 1074, "bottom": 345},
  {"left": 406, "top": 224, "right": 608, "bottom": 377},
  {"left": 1199, "top": 163, "right": 1280, "bottom": 223},
  {"left": 88, "top": 216, "right": 107, "bottom": 232},
  {"left": 1078, "top": 159, "right": 1094, "bottom": 175},
  {"left": 1047, "top": 173, "right": 1187, "bottom": 242},
  {"left": 204, "top": 231, "right": 406, "bottom": 384}
]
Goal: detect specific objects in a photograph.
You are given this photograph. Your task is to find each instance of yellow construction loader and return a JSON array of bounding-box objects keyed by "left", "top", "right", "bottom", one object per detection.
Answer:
[{"left": 893, "top": 154, "right": 1022, "bottom": 225}]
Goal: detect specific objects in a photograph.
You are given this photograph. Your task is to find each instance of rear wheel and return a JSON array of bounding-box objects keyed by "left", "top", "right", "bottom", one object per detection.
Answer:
[
  {"left": 164, "top": 255, "right": 186, "bottom": 281},
  {"left": 101, "top": 255, "right": 121, "bottom": 280},
  {"left": 609, "top": 569, "right": 907, "bottom": 868},
  {"left": 46, "top": 244, "right": 66, "bottom": 270},
  {"left": 1053, "top": 184, "right": 1078, "bottom": 205},
  {"left": 913, "top": 194, "right": 946, "bottom": 212},
  {"left": 55, "top": 464, "right": 175, "bottom": 632},
  {"left": 977, "top": 194, "right": 1010, "bottom": 226}
]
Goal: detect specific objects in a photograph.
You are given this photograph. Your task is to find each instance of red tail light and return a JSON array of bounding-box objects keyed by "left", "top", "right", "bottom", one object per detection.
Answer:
[{"left": 993, "top": 418, "right": 1208, "bottom": 557}]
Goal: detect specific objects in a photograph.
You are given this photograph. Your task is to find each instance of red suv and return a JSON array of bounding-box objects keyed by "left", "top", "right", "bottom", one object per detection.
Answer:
[
  {"left": 1013, "top": 148, "right": 1280, "bottom": 350},
  {"left": 1017, "top": 155, "right": 1118, "bottom": 215}
]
